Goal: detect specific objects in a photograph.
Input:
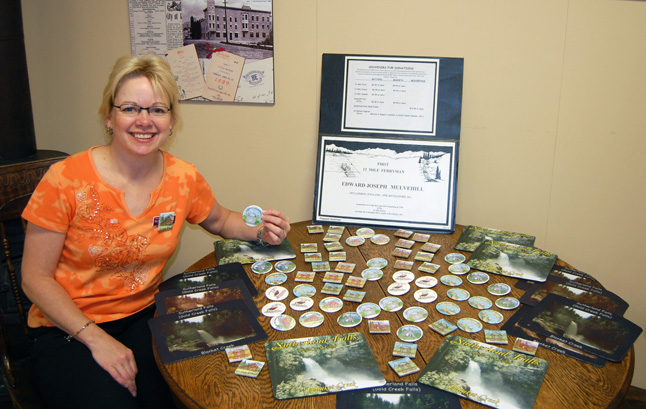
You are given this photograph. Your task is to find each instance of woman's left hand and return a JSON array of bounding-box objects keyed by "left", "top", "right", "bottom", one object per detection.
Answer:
[{"left": 259, "top": 209, "right": 291, "bottom": 245}]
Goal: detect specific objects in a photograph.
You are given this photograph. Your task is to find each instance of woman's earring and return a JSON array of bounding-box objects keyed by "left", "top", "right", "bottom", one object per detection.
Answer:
[{"left": 106, "top": 127, "right": 113, "bottom": 135}]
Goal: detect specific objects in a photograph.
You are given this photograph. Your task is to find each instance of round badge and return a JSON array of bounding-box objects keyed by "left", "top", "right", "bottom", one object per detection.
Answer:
[
  {"left": 447, "top": 288, "right": 471, "bottom": 302},
  {"left": 397, "top": 325, "right": 423, "bottom": 342},
  {"left": 440, "top": 275, "right": 463, "bottom": 287},
  {"left": 270, "top": 314, "right": 296, "bottom": 331},
  {"left": 436, "top": 301, "right": 461, "bottom": 316},
  {"left": 361, "top": 268, "right": 384, "bottom": 281},
  {"left": 467, "top": 272, "right": 490, "bottom": 285},
  {"left": 468, "top": 296, "right": 493, "bottom": 310},
  {"left": 242, "top": 205, "right": 263, "bottom": 226},
  {"left": 495, "top": 296, "right": 521, "bottom": 310},
  {"left": 319, "top": 297, "right": 343, "bottom": 313},
  {"left": 415, "top": 276, "right": 438, "bottom": 288},
  {"left": 479, "top": 309, "right": 504, "bottom": 325},
  {"left": 379, "top": 296, "right": 404, "bottom": 312},
  {"left": 487, "top": 283, "right": 512, "bottom": 296},
  {"left": 387, "top": 282, "right": 411, "bottom": 296},
  {"left": 448, "top": 263, "right": 470, "bottom": 275},
  {"left": 274, "top": 260, "right": 296, "bottom": 273},
  {"left": 392, "top": 271, "right": 415, "bottom": 283},
  {"left": 356, "top": 228, "right": 375, "bottom": 238},
  {"left": 265, "top": 286, "right": 288, "bottom": 301},
  {"left": 261, "top": 302, "right": 286, "bottom": 317},
  {"left": 299, "top": 311, "right": 324, "bottom": 328},
  {"left": 265, "top": 272, "right": 287, "bottom": 286},
  {"left": 366, "top": 257, "right": 388, "bottom": 269},
  {"left": 293, "top": 284, "right": 316, "bottom": 298},
  {"left": 403, "top": 307, "right": 429, "bottom": 323},
  {"left": 445, "top": 253, "right": 466, "bottom": 264},
  {"left": 345, "top": 236, "right": 365, "bottom": 247},
  {"left": 414, "top": 289, "right": 438, "bottom": 303},
  {"left": 370, "top": 234, "right": 390, "bottom": 245},
  {"left": 290, "top": 297, "right": 314, "bottom": 311},
  {"left": 337, "top": 312, "right": 362, "bottom": 328},
  {"left": 457, "top": 318, "right": 483, "bottom": 333},
  {"left": 251, "top": 260, "right": 272, "bottom": 275},
  {"left": 357, "top": 302, "right": 382, "bottom": 319}
]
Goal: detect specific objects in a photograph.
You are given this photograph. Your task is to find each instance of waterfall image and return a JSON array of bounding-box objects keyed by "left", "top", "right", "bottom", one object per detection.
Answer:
[
  {"left": 493, "top": 251, "right": 534, "bottom": 277},
  {"left": 455, "top": 361, "right": 523, "bottom": 409}
]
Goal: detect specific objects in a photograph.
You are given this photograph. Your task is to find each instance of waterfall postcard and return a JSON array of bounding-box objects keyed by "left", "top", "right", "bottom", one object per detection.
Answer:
[
  {"left": 264, "top": 332, "right": 386, "bottom": 400},
  {"left": 517, "top": 294, "right": 642, "bottom": 362},
  {"left": 465, "top": 240, "right": 557, "bottom": 282},
  {"left": 417, "top": 335, "right": 549, "bottom": 409},
  {"left": 149, "top": 299, "right": 267, "bottom": 364},
  {"left": 454, "top": 225, "right": 536, "bottom": 252}
]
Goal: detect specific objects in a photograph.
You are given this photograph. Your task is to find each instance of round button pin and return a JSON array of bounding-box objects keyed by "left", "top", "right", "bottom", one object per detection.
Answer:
[
  {"left": 414, "top": 289, "right": 438, "bottom": 303},
  {"left": 261, "top": 302, "right": 286, "bottom": 317},
  {"left": 357, "top": 302, "right": 381, "bottom": 318},
  {"left": 270, "top": 314, "right": 295, "bottom": 331},
  {"left": 299, "top": 312, "right": 324, "bottom": 328},
  {"left": 242, "top": 205, "right": 263, "bottom": 226},
  {"left": 457, "top": 318, "right": 483, "bottom": 333}
]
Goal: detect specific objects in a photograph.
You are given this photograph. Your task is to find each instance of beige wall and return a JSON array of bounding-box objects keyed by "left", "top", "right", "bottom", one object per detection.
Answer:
[{"left": 22, "top": 0, "right": 645, "bottom": 388}]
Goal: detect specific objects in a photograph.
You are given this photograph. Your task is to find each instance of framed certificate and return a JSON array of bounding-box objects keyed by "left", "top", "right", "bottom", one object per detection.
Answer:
[{"left": 313, "top": 135, "right": 458, "bottom": 233}]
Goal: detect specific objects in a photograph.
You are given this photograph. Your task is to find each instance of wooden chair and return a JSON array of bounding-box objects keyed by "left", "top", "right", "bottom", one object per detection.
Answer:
[{"left": 0, "top": 151, "right": 67, "bottom": 409}]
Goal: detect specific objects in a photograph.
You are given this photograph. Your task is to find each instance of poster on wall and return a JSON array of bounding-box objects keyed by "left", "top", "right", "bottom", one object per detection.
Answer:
[
  {"left": 128, "top": 0, "right": 275, "bottom": 104},
  {"left": 313, "top": 54, "right": 464, "bottom": 233}
]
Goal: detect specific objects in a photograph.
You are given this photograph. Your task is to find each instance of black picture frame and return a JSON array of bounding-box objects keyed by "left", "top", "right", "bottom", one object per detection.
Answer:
[{"left": 313, "top": 54, "right": 463, "bottom": 233}]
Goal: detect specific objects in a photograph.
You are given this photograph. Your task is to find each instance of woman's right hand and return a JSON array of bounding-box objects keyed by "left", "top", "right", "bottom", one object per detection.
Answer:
[{"left": 84, "top": 327, "right": 138, "bottom": 397}]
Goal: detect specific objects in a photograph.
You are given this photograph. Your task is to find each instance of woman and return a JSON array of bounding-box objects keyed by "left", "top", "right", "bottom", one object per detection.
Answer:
[{"left": 21, "top": 54, "right": 290, "bottom": 408}]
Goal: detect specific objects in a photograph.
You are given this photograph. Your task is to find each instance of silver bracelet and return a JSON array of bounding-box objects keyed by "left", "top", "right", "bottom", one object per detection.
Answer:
[{"left": 256, "top": 226, "right": 270, "bottom": 247}]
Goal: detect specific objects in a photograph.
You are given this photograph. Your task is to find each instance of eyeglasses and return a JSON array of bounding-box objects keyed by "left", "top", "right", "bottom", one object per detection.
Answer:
[{"left": 112, "top": 103, "right": 171, "bottom": 117}]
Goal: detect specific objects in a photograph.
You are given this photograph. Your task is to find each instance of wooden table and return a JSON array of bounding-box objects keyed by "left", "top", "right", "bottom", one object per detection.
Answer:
[{"left": 155, "top": 221, "right": 634, "bottom": 409}]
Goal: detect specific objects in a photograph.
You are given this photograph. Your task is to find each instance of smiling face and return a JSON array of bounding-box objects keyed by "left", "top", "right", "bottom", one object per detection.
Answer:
[{"left": 105, "top": 76, "right": 173, "bottom": 158}]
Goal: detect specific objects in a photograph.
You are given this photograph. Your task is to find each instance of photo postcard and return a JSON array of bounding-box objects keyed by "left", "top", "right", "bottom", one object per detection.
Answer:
[
  {"left": 519, "top": 275, "right": 628, "bottom": 315},
  {"left": 335, "top": 381, "right": 462, "bottom": 409},
  {"left": 465, "top": 240, "right": 557, "bottom": 282},
  {"left": 501, "top": 305, "right": 607, "bottom": 367},
  {"left": 517, "top": 294, "right": 642, "bottom": 362},
  {"left": 417, "top": 335, "right": 549, "bottom": 409},
  {"left": 159, "top": 262, "right": 257, "bottom": 296},
  {"left": 454, "top": 225, "right": 535, "bottom": 252},
  {"left": 154, "top": 279, "right": 260, "bottom": 317},
  {"left": 515, "top": 264, "right": 600, "bottom": 290},
  {"left": 264, "top": 332, "right": 386, "bottom": 400},
  {"left": 214, "top": 238, "right": 296, "bottom": 265},
  {"left": 149, "top": 299, "right": 267, "bottom": 364}
]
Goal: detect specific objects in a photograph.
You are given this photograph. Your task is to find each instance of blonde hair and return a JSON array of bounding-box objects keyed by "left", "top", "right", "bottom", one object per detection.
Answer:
[{"left": 99, "top": 54, "right": 182, "bottom": 137}]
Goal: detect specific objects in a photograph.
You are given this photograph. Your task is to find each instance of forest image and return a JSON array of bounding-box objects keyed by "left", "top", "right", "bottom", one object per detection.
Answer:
[
  {"left": 467, "top": 241, "right": 555, "bottom": 281},
  {"left": 528, "top": 283, "right": 623, "bottom": 314},
  {"left": 530, "top": 304, "right": 627, "bottom": 354},
  {"left": 163, "top": 288, "right": 244, "bottom": 314},
  {"left": 267, "top": 334, "right": 385, "bottom": 399},
  {"left": 455, "top": 227, "right": 534, "bottom": 252},
  {"left": 161, "top": 308, "right": 255, "bottom": 353},
  {"left": 418, "top": 336, "right": 548, "bottom": 409}
]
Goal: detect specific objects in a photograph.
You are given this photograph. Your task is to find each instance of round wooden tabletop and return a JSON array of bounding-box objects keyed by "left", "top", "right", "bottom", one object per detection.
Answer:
[{"left": 155, "top": 221, "right": 634, "bottom": 409}]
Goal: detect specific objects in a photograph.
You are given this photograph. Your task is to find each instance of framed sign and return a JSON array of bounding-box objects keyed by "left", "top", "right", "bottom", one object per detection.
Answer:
[
  {"left": 313, "top": 136, "right": 458, "bottom": 232},
  {"left": 313, "top": 54, "right": 463, "bottom": 233}
]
